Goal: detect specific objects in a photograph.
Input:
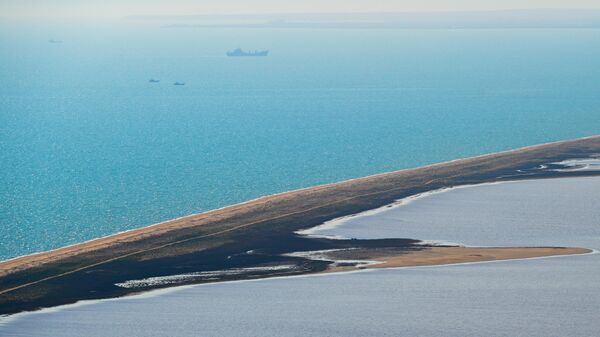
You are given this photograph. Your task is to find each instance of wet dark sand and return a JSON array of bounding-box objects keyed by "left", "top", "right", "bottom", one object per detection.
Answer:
[{"left": 1, "top": 135, "right": 600, "bottom": 315}]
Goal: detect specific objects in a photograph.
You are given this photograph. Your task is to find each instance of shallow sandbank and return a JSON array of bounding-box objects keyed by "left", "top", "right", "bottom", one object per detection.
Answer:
[
  {"left": 358, "top": 246, "right": 592, "bottom": 270},
  {"left": 317, "top": 246, "right": 592, "bottom": 273}
]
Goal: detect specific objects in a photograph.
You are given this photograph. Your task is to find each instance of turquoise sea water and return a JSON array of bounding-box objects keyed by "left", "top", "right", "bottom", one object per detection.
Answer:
[{"left": 1, "top": 20, "right": 600, "bottom": 260}]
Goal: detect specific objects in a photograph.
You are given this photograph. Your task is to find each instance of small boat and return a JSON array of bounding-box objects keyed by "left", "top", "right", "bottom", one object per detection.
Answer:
[
  {"left": 173, "top": 82, "right": 185, "bottom": 86},
  {"left": 149, "top": 79, "right": 160, "bottom": 83}
]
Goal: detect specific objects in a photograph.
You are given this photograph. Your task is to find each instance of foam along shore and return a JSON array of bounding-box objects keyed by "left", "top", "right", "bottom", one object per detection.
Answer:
[
  {"left": 320, "top": 246, "right": 593, "bottom": 272},
  {"left": 551, "top": 157, "right": 600, "bottom": 172}
]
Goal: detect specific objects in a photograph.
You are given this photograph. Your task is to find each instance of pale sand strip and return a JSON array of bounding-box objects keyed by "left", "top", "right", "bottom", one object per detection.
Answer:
[{"left": 355, "top": 247, "right": 592, "bottom": 270}]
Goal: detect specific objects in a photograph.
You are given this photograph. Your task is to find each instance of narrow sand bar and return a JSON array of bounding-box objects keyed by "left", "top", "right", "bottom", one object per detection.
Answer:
[
  {"left": 2, "top": 136, "right": 600, "bottom": 276},
  {"left": 2, "top": 135, "right": 600, "bottom": 315},
  {"left": 356, "top": 247, "right": 592, "bottom": 270}
]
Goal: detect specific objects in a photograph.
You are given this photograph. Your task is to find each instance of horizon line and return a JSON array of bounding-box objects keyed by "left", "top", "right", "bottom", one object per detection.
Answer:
[{"left": 125, "top": 8, "right": 600, "bottom": 18}]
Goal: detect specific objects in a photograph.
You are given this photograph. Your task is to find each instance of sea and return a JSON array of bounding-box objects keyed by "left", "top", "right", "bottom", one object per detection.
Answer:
[{"left": 1, "top": 19, "right": 600, "bottom": 260}]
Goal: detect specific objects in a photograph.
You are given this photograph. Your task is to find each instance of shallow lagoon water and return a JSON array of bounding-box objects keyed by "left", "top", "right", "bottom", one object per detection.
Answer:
[
  {"left": 306, "top": 176, "right": 600, "bottom": 248},
  {"left": 2, "top": 176, "right": 599, "bottom": 337},
  {"left": 2, "top": 22, "right": 600, "bottom": 259}
]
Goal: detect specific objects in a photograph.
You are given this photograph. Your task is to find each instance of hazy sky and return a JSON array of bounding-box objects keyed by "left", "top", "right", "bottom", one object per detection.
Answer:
[{"left": 2, "top": 0, "right": 600, "bottom": 18}]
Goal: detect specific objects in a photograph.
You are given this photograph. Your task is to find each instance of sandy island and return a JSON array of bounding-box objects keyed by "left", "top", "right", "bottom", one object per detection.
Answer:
[{"left": 1, "top": 135, "right": 600, "bottom": 315}]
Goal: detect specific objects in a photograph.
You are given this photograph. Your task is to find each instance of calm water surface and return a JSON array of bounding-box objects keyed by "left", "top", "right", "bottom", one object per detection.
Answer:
[
  {"left": 1, "top": 176, "right": 599, "bottom": 336},
  {"left": 307, "top": 177, "right": 600, "bottom": 247}
]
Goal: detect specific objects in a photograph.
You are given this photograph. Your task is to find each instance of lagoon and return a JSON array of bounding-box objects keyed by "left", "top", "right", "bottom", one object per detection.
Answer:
[{"left": 2, "top": 176, "right": 599, "bottom": 336}]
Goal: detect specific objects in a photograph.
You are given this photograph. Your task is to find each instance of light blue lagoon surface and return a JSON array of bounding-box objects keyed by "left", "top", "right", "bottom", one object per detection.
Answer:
[
  {"left": 1, "top": 176, "right": 599, "bottom": 337},
  {"left": 2, "top": 21, "right": 600, "bottom": 259},
  {"left": 305, "top": 177, "right": 600, "bottom": 248}
]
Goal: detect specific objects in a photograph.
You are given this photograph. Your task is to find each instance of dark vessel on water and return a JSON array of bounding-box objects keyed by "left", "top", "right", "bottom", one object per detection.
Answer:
[
  {"left": 173, "top": 82, "right": 185, "bottom": 86},
  {"left": 149, "top": 79, "right": 160, "bottom": 83},
  {"left": 227, "top": 48, "right": 269, "bottom": 57}
]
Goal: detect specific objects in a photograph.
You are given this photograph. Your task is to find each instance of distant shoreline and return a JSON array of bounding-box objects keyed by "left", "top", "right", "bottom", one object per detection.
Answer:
[
  {"left": 129, "top": 9, "right": 600, "bottom": 30},
  {"left": 1, "top": 135, "right": 600, "bottom": 315}
]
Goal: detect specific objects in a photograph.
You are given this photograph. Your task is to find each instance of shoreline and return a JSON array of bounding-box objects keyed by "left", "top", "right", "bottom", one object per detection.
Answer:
[
  {"left": 2, "top": 135, "right": 600, "bottom": 315},
  {"left": 297, "top": 180, "right": 510, "bottom": 239},
  {"left": 299, "top": 174, "right": 600, "bottom": 241},
  {"left": 2, "top": 135, "right": 599, "bottom": 268}
]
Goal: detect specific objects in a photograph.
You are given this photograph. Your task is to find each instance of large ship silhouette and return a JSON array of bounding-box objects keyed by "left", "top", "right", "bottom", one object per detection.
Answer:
[{"left": 226, "top": 48, "right": 269, "bottom": 57}]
